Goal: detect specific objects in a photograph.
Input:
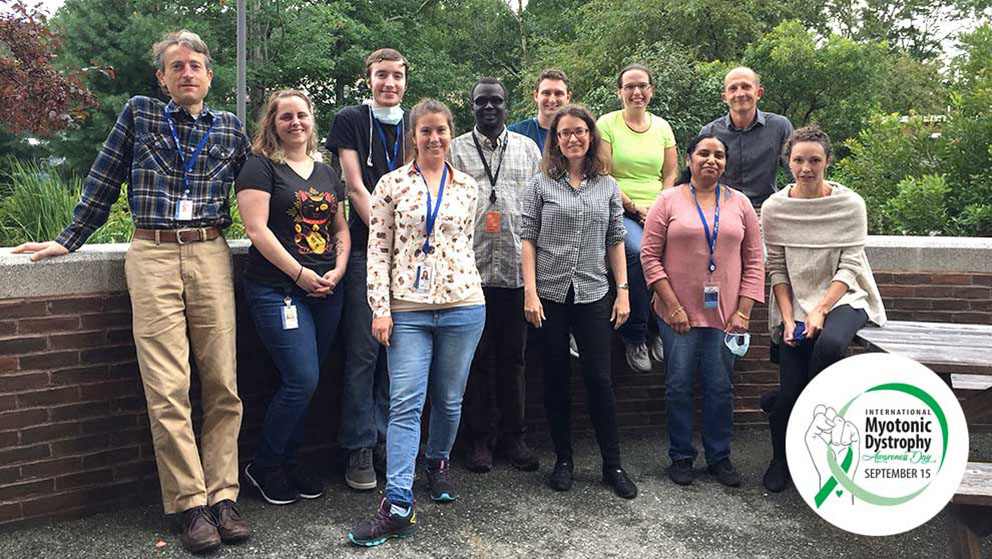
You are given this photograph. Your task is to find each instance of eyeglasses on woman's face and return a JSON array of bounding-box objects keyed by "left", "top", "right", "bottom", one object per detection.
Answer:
[
  {"left": 556, "top": 127, "right": 589, "bottom": 140},
  {"left": 621, "top": 83, "right": 652, "bottom": 93}
]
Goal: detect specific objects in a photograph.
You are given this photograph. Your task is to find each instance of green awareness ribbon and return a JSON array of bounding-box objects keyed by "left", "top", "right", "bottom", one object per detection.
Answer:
[{"left": 815, "top": 447, "right": 854, "bottom": 508}]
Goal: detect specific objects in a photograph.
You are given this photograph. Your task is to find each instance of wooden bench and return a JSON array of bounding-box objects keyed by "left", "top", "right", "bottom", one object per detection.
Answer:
[
  {"left": 951, "top": 463, "right": 992, "bottom": 559},
  {"left": 855, "top": 321, "right": 992, "bottom": 424},
  {"left": 855, "top": 321, "right": 992, "bottom": 558}
]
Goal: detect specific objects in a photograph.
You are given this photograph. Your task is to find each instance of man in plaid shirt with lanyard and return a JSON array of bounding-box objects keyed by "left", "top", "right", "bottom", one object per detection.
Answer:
[{"left": 13, "top": 30, "right": 251, "bottom": 554}]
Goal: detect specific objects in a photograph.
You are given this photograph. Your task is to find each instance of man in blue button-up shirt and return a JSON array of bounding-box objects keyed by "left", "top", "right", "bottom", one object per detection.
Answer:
[
  {"left": 700, "top": 67, "right": 794, "bottom": 211},
  {"left": 13, "top": 30, "right": 251, "bottom": 553}
]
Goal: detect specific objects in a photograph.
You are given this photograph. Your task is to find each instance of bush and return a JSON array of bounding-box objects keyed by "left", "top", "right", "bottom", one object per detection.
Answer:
[
  {"left": 0, "top": 159, "right": 246, "bottom": 247},
  {"left": 0, "top": 160, "right": 80, "bottom": 246},
  {"left": 883, "top": 174, "right": 950, "bottom": 235}
]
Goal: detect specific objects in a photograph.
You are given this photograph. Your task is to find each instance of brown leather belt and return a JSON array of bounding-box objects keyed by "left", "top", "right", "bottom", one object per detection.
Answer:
[{"left": 133, "top": 227, "right": 222, "bottom": 244}]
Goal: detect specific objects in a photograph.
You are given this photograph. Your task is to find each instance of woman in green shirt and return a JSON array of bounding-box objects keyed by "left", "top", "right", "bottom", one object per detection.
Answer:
[{"left": 598, "top": 63, "right": 679, "bottom": 373}]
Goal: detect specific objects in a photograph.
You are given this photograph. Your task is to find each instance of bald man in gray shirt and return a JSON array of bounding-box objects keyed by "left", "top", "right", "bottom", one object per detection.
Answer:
[{"left": 700, "top": 67, "right": 794, "bottom": 210}]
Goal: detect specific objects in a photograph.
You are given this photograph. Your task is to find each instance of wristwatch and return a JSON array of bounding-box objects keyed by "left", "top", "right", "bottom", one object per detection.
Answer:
[{"left": 617, "top": 282, "right": 630, "bottom": 290}]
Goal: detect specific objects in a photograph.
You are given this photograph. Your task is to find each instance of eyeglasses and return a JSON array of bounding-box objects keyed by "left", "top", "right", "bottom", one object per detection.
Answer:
[
  {"left": 556, "top": 127, "right": 589, "bottom": 140},
  {"left": 622, "top": 83, "right": 652, "bottom": 93}
]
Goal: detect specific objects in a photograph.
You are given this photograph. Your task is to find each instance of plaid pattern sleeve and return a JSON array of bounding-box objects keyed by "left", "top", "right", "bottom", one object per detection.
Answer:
[
  {"left": 450, "top": 128, "right": 541, "bottom": 289},
  {"left": 56, "top": 96, "right": 250, "bottom": 251},
  {"left": 522, "top": 172, "right": 626, "bottom": 304}
]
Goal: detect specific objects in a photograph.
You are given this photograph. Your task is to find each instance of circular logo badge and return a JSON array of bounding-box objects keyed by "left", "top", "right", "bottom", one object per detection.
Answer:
[{"left": 786, "top": 352, "right": 969, "bottom": 536}]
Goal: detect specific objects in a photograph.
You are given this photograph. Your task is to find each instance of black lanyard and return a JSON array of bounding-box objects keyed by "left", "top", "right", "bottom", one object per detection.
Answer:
[{"left": 471, "top": 131, "right": 504, "bottom": 203}]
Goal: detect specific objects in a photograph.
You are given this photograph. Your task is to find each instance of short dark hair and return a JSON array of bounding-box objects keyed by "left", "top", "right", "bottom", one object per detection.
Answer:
[
  {"left": 534, "top": 69, "right": 569, "bottom": 92},
  {"left": 616, "top": 63, "right": 653, "bottom": 88},
  {"left": 677, "top": 134, "right": 730, "bottom": 185},
  {"left": 471, "top": 77, "right": 508, "bottom": 101},
  {"left": 781, "top": 125, "right": 834, "bottom": 166},
  {"left": 541, "top": 104, "right": 607, "bottom": 179},
  {"left": 365, "top": 48, "right": 408, "bottom": 80}
]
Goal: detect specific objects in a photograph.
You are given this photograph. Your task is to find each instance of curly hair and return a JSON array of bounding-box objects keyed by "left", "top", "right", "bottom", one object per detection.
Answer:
[{"left": 781, "top": 125, "right": 834, "bottom": 165}]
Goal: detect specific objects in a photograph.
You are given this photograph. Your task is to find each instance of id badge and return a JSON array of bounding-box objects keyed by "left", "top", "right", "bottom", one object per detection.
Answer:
[
  {"left": 414, "top": 257, "right": 434, "bottom": 295},
  {"left": 703, "top": 281, "right": 720, "bottom": 309},
  {"left": 281, "top": 297, "right": 299, "bottom": 330},
  {"left": 485, "top": 211, "right": 500, "bottom": 233},
  {"left": 175, "top": 199, "right": 193, "bottom": 221}
]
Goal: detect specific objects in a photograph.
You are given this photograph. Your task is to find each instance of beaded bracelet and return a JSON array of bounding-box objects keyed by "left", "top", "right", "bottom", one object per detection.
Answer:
[{"left": 669, "top": 306, "right": 685, "bottom": 321}]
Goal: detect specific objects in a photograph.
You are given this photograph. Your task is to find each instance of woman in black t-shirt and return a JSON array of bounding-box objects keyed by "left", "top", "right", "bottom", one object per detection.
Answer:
[{"left": 235, "top": 90, "right": 350, "bottom": 505}]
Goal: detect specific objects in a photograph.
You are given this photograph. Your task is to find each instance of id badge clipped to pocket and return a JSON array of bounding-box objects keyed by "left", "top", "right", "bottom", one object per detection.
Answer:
[
  {"left": 485, "top": 211, "right": 500, "bottom": 233},
  {"left": 281, "top": 297, "right": 299, "bottom": 330},
  {"left": 703, "top": 281, "right": 720, "bottom": 309},
  {"left": 414, "top": 256, "right": 434, "bottom": 295}
]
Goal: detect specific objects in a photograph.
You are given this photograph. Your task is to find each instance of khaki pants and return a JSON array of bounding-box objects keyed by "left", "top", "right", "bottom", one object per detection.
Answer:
[{"left": 125, "top": 236, "right": 242, "bottom": 514}]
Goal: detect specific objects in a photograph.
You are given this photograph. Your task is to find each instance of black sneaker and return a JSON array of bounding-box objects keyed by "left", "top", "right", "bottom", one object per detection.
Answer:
[
  {"left": 602, "top": 466, "right": 638, "bottom": 499},
  {"left": 763, "top": 459, "right": 791, "bottom": 493},
  {"left": 244, "top": 462, "right": 299, "bottom": 505},
  {"left": 548, "top": 460, "right": 574, "bottom": 492},
  {"left": 708, "top": 457, "right": 743, "bottom": 487},
  {"left": 286, "top": 464, "right": 324, "bottom": 499},
  {"left": 347, "top": 498, "right": 417, "bottom": 547},
  {"left": 669, "top": 458, "right": 694, "bottom": 486},
  {"left": 426, "top": 459, "right": 458, "bottom": 502}
]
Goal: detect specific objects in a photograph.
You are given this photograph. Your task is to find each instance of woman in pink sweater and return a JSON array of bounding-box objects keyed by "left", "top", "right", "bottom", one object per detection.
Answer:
[{"left": 641, "top": 134, "right": 765, "bottom": 487}]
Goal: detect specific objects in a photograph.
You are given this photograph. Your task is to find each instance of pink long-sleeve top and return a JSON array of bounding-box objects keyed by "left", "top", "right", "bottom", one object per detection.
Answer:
[{"left": 641, "top": 184, "right": 765, "bottom": 329}]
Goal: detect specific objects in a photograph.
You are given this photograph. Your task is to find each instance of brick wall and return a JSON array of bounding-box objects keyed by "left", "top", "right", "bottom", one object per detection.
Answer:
[{"left": 0, "top": 266, "right": 989, "bottom": 527}]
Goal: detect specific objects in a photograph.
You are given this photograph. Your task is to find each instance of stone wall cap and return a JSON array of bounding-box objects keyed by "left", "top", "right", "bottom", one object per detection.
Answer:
[{"left": 1, "top": 236, "right": 990, "bottom": 299}]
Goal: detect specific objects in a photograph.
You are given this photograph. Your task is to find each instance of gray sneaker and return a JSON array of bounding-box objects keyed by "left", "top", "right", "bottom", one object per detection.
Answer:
[
  {"left": 625, "top": 341, "right": 652, "bottom": 373},
  {"left": 648, "top": 335, "right": 665, "bottom": 363},
  {"left": 346, "top": 448, "right": 377, "bottom": 490}
]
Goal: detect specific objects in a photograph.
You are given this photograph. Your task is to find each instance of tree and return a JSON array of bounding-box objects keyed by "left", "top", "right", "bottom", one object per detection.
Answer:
[{"left": 0, "top": 0, "right": 97, "bottom": 136}]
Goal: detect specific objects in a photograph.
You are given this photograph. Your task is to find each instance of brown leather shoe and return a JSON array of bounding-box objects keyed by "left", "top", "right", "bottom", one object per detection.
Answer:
[
  {"left": 180, "top": 506, "right": 221, "bottom": 554},
  {"left": 211, "top": 499, "right": 252, "bottom": 544}
]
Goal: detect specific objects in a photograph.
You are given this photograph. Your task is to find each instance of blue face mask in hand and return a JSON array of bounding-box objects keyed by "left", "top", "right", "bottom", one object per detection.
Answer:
[{"left": 724, "top": 332, "right": 750, "bottom": 357}]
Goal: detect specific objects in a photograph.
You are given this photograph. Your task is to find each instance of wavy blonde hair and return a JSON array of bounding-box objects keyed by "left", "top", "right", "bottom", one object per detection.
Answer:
[{"left": 252, "top": 90, "right": 318, "bottom": 164}]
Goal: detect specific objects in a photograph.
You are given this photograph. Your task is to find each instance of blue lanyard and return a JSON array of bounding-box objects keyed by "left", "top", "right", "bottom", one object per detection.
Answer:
[
  {"left": 533, "top": 117, "right": 545, "bottom": 153},
  {"left": 415, "top": 162, "right": 447, "bottom": 253},
  {"left": 165, "top": 109, "right": 214, "bottom": 193},
  {"left": 373, "top": 119, "right": 403, "bottom": 171},
  {"left": 690, "top": 182, "right": 720, "bottom": 274}
]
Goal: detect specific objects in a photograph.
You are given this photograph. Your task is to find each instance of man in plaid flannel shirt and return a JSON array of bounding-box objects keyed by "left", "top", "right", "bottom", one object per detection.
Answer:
[{"left": 13, "top": 30, "right": 251, "bottom": 554}]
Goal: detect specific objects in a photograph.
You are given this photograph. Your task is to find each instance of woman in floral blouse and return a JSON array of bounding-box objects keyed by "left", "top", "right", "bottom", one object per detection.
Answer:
[{"left": 348, "top": 99, "right": 485, "bottom": 547}]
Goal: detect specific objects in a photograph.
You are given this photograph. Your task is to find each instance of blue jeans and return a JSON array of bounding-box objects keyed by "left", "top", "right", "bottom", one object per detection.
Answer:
[
  {"left": 617, "top": 216, "right": 650, "bottom": 345},
  {"left": 658, "top": 319, "right": 736, "bottom": 465},
  {"left": 244, "top": 278, "right": 344, "bottom": 468},
  {"left": 384, "top": 305, "right": 485, "bottom": 506},
  {"left": 339, "top": 253, "right": 390, "bottom": 451}
]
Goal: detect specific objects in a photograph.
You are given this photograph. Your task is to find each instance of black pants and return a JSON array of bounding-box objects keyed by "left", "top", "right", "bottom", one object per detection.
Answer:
[
  {"left": 464, "top": 287, "right": 528, "bottom": 440},
  {"left": 540, "top": 289, "right": 621, "bottom": 468},
  {"left": 769, "top": 304, "right": 868, "bottom": 461}
]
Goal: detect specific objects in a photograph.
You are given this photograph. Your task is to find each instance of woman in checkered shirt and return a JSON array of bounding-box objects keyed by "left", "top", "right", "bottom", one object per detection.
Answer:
[{"left": 521, "top": 104, "right": 637, "bottom": 500}]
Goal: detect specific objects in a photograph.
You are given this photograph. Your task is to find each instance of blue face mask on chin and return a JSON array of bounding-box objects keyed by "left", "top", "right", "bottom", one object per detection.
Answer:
[{"left": 724, "top": 332, "right": 750, "bottom": 357}]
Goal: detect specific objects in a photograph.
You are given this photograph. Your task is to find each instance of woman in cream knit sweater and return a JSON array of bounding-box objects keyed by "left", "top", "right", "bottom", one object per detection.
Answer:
[{"left": 759, "top": 126, "right": 886, "bottom": 494}]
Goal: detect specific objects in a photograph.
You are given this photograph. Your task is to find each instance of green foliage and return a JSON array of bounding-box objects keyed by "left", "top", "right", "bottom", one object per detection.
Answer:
[
  {"left": 0, "top": 160, "right": 80, "bottom": 246},
  {"left": 832, "top": 113, "right": 941, "bottom": 232},
  {"left": 883, "top": 174, "right": 950, "bottom": 235},
  {"left": 833, "top": 25, "right": 992, "bottom": 236}
]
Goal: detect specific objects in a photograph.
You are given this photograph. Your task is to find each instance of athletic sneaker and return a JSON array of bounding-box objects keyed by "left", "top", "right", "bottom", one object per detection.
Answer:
[
  {"left": 286, "top": 464, "right": 324, "bottom": 499},
  {"left": 347, "top": 498, "right": 417, "bottom": 547},
  {"left": 346, "top": 448, "right": 377, "bottom": 490},
  {"left": 426, "top": 459, "right": 458, "bottom": 502},
  {"left": 708, "top": 457, "right": 743, "bottom": 487},
  {"left": 624, "top": 341, "right": 652, "bottom": 373},
  {"left": 669, "top": 458, "right": 694, "bottom": 486},
  {"left": 648, "top": 334, "right": 665, "bottom": 363},
  {"left": 244, "top": 462, "right": 298, "bottom": 505}
]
